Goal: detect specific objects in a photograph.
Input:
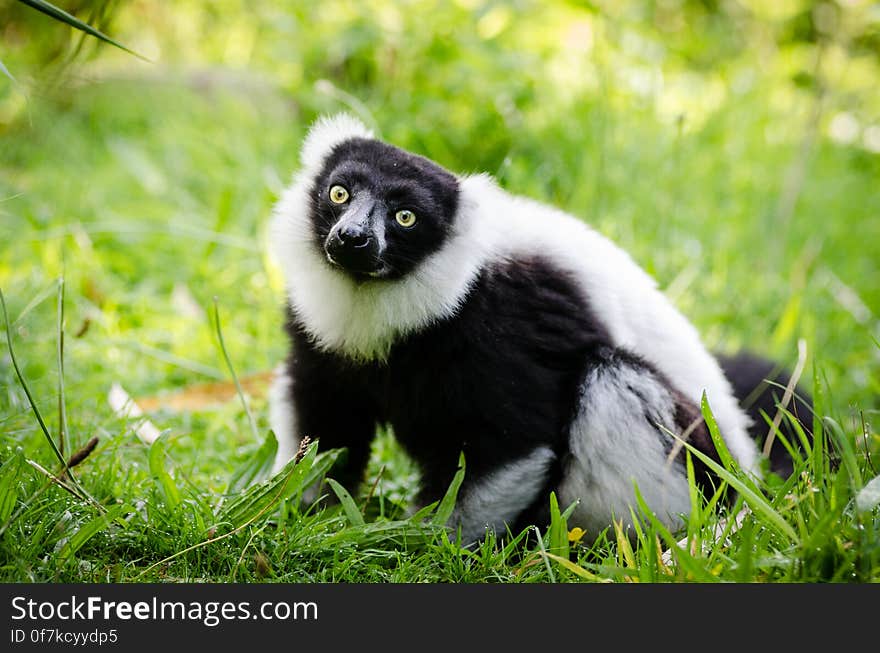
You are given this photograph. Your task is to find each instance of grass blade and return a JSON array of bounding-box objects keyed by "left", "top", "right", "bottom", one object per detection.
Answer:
[
  {"left": 220, "top": 443, "right": 340, "bottom": 528},
  {"left": 326, "top": 478, "right": 366, "bottom": 527},
  {"left": 148, "top": 434, "right": 181, "bottom": 511},
  {"left": 701, "top": 391, "right": 737, "bottom": 472},
  {"left": 670, "top": 431, "right": 798, "bottom": 543},
  {"left": 431, "top": 452, "right": 466, "bottom": 526},
  {"left": 810, "top": 360, "right": 828, "bottom": 487},
  {"left": 56, "top": 277, "right": 68, "bottom": 458},
  {"left": 212, "top": 298, "right": 260, "bottom": 444},
  {"left": 532, "top": 526, "right": 557, "bottom": 583},
  {"left": 0, "top": 59, "right": 15, "bottom": 83},
  {"left": 16, "top": 0, "right": 147, "bottom": 60},
  {"left": 56, "top": 504, "right": 127, "bottom": 568},
  {"left": 2, "top": 287, "right": 66, "bottom": 469},
  {"left": 542, "top": 552, "right": 607, "bottom": 582},
  {"left": 0, "top": 450, "right": 25, "bottom": 524},
  {"left": 26, "top": 459, "right": 82, "bottom": 501},
  {"left": 227, "top": 430, "right": 278, "bottom": 495},
  {"left": 612, "top": 519, "right": 637, "bottom": 570},
  {"left": 547, "top": 491, "right": 569, "bottom": 557},
  {"left": 763, "top": 338, "right": 808, "bottom": 458},
  {"left": 324, "top": 519, "right": 435, "bottom": 548},
  {"left": 408, "top": 501, "right": 439, "bottom": 522}
]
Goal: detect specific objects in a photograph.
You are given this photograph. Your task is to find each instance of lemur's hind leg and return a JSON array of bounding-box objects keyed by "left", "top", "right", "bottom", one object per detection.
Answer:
[
  {"left": 558, "top": 348, "right": 723, "bottom": 538},
  {"left": 444, "top": 446, "right": 558, "bottom": 546}
]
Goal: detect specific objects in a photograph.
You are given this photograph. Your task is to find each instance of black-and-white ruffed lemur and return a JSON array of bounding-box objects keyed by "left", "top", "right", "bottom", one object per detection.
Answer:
[{"left": 267, "top": 114, "right": 811, "bottom": 544}]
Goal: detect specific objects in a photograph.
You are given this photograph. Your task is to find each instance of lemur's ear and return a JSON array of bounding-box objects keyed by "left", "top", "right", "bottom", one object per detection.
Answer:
[{"left": 300, "top": 113, "right": 374, "bottom": 170}]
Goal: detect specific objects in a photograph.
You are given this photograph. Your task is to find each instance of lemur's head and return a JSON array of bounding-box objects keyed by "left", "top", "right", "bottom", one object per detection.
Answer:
[
  {"left": 304, "top": 121, "right": 459, "bottom": 281},
  {"left": 269, "top": 114, "right": 487, "bottom": 359}
]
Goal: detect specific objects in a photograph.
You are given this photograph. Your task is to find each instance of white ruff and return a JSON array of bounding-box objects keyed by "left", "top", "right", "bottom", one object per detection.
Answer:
[{"left": 269, "top": 114, "right": 759, "bottom": 474}]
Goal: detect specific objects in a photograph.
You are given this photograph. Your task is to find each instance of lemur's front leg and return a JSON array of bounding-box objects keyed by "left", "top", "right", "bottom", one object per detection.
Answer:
[{"left": 270, "top": 325, "right": 379, "bottom": 498}]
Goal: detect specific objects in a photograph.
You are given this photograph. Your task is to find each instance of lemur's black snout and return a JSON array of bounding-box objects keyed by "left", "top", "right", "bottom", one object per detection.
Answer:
[
  {"left": 325, "top": 226, "right": 380, "bottom": 274},
  {"left": 337, "top": 227, "right": 372, "bottom": 249}
]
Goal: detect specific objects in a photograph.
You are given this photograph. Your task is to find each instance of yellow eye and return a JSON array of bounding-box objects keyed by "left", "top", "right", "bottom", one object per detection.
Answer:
[
  {"left": 395, "top": 209, "right": 417, "bottom": 228},
  {"left": 329, "top": 185, "right": 349, "bottom": 204}
]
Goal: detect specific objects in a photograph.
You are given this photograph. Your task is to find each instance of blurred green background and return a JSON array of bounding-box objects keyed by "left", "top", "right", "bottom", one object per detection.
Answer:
[{"left": 1, "top": 0, "right": 878, "bottom": 452}]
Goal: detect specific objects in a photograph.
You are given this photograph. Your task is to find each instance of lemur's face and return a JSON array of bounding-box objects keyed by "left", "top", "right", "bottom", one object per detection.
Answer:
[{"left": 309, "top": 138, "right": 460, "bottom": 280}]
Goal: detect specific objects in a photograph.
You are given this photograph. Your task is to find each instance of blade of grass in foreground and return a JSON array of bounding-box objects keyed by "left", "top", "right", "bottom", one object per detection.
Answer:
[
  {"left": 148, "top": 434, "right": 182, "bottom": 512},
  {"left": 531, "top": 526, "right": 557, "bottom": 583},
  {"left": 546, "top": 491, "right": 569, "bottom": 557},
  {"left": 56, "top": 504, "right": 129, "bottom": 568},
  {"left": 327, "top": 478, "right": 366, "bottom": 527},
  {"left": 670, "top": 429, "right": 798, "bottom": 544},
  {"left": 701, "top": 391, "right": 738, "bottom": 472},
  {"left": 213, "top": 298, "right": 260, "bottom": 444},
  {"left": 1, "top": 288, "right": 106, "bottom": 513},
  {"left": 17, "top": 0, "right": 147, "bottom": 60},
  {"left": 56, "top": 278, "right": 68, "bottom": 458},
  {"left": 431, "top": 452, "right": 466, "bottom": 527},
  {"left": 227, "top": 431, "right": 278, "bottom": 495},
  {"left": 541, "top": 552, "right": 608, "bottom": 582},
  {"left": 1, "top": 288, "right": 66, "bottom": 470},
  {"left": 219, "top": 442, "right": 340, "bottom": 528}
]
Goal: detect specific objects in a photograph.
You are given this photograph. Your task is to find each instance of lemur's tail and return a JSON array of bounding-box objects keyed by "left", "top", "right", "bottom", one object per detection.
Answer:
[{"left": 716, "top": 351, "right": 814, "bottom": 478}]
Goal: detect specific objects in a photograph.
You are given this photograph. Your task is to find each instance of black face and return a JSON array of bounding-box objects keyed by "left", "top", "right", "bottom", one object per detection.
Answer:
[{"left": 308, "top": 138, "right": 460, "bottom": 280}]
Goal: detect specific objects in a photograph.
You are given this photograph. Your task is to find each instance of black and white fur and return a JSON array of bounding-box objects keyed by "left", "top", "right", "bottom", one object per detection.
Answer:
[{"left": 267, "top": 114, "right": 803, "bottom": 544}]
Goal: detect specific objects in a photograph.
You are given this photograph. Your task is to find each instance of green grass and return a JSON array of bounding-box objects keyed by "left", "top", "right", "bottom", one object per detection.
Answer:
[{"left": 1, "top": 1, "right": 879, "bottom": 582}]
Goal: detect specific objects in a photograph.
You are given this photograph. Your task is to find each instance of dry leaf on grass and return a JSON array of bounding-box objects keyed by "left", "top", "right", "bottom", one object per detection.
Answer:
[{"left": 134, "top": 370, "right": 273, "bottom": 413}]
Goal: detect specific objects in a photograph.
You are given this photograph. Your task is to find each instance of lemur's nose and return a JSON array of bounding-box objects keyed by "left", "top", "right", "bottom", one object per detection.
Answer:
[
  {"left": 325, "top": 223, "right": 380, "bottom": 275},
  {"left": 337, "top": 228, "right": 372, "bottom": 249}
]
